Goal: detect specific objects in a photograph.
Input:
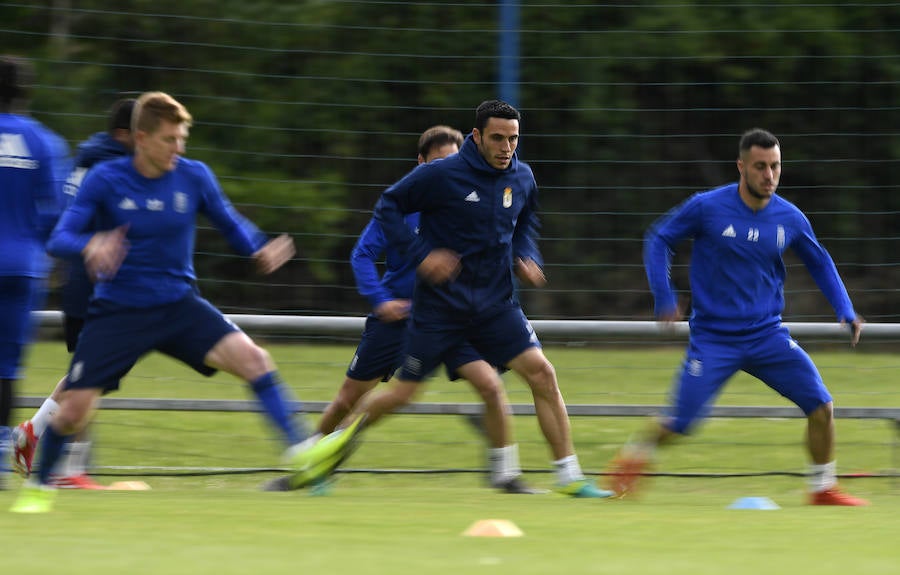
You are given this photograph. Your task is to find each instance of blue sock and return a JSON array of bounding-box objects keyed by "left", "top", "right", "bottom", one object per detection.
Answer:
[
  {"left": 0, "top": 426, "right": 9, "bottom": 473},
  {"left": 250, "top": 372, "right": 307, "bottom": 446},
  {"left": 37, "top": 425, "right": 70, "bottom": 485}
]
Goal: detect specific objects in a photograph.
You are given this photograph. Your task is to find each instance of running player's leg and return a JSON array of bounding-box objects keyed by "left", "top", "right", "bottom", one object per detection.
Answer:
[
  {"left": 318, "top": 316, "right": 406, "bottom": 435},
  {"left": 607, "top": 334, "right": 738, "bottom": 497},
  {"left": 747, "top": 328, "right": 868, "bottom": 506},
  {"left": 160, "top": 292, "right": 311, "bottom": 448}
]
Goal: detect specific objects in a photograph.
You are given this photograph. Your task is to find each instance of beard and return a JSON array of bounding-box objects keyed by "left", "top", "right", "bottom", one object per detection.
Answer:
[{"left": 745, "top": 179, "right": 773, "bottom": 200}]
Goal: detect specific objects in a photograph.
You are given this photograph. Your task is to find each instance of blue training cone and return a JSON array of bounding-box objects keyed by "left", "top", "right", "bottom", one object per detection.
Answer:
[{"left": 728, "top": 496, "right": 780, "bottom": 510}]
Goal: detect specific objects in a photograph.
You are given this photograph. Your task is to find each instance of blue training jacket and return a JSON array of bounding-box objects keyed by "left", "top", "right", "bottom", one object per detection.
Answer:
[
  {"left": 48, "top": 156, "right": 268, "bottom": 309},
  {"left": 351, "top": 213, "right": 420, "bottom": 308},
  {"left": 645, "top": 183, "right": 856, "bottom": 335},
  {"left": 61, "top": 131, "right": 132, "bottom": 318},
  {"left": 373, "top": 134, "right": 542, "bottom": 317},
  {"left": 0, "top": 113, "right": 70, "bottom": 278}
]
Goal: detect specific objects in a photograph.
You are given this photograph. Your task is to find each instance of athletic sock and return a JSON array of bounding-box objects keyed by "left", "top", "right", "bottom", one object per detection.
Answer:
[
  {"left": 488, "top": 444, "right": 522, "bottom": 485},
  {"left": 553, "top": 454, "right": 585, "bottom": 485},
  {"left": 37, "top": 426, "right": 70, "bottom": 485},
  {"left": 59, "top": 441, "right": 91, "bottom": 476},
  {"left": 808, "top": 460, "right": 837, "bottom": 493},
  {"left": 250, "top": 372, "right": 309, "bottom": 446},
  {"left": 0, "top": 426, "right": 9, "bottom": 474},
  {"left": 31, "top": 398, "right": 60, "bottom": 437}
]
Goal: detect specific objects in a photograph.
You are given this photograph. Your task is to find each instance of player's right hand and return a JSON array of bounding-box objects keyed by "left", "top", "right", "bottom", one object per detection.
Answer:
[
  {"left": 417, "top": 248, "right": 461, "bottom": 285},
  {"left": 374, "top": 299, "right": 411, "bottom": 322},
  {"left": 83, "top": 224, "right": 129, "bottom": 282}
]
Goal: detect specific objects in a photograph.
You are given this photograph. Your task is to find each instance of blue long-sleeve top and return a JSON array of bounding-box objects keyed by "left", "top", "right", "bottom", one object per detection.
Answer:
[
  {"left": 373, "top": 134, "right": 542, "bottom": 316},
  {"left": 0, "top": 113, "right": 70, "bottom": 278},
  {"left": 61, "top": 131, "right": 132, "bottom": 317},
  {"left": 350, "top": 213, "right": 420, "bottom": 308},
  {"left": 48, "top": 156, "right": 268, "bottom": 308},
  {"left": 645, "top": 183, "right": 856, "bottom": 335}
]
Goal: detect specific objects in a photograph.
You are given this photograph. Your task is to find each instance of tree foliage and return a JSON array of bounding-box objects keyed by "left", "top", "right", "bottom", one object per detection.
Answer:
[{"left": 8, "top": 1, "right": 899, "bottom": 318}]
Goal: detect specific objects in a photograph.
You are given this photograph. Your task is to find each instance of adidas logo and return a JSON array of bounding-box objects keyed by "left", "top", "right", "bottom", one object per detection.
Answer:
[
  {"left": 721, "top": 225, "right": 736, "bottom": 238},
  {"left": 0, "top": 133, "right": 38, "bottom": 169},
  {"left": 118, "top": 197, "right": 138, "bottom": 210},
  {"left": 465, "top": 191, "right": 480, "bottom": 202}
]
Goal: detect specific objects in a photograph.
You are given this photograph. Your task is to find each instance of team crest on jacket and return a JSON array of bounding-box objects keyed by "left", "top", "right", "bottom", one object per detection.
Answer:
[
  {"left": 503, "top": 187, "right": 512, "bottom": 208},
  {"left": 174, "top": 191, "right": 188, "bottom": 213}
]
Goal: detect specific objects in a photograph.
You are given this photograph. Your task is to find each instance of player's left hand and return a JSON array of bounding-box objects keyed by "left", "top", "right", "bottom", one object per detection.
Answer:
[
  {"left": 842, "top": 316, "right": 865, "bottom": 348},
  {"left": 254, "top": 234, "right": 295, "bottom": 274},
  {"left": 514, "top": 257, "right": 546, "bottom": 287}
]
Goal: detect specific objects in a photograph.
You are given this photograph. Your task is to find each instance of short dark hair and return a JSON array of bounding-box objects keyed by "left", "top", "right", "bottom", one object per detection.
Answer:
[
  {"left": 474, "top": 99, "right": 521, "bottom": 133},
  {"left": 739, "top": 128, "right": 780, "bottom": 155},
  {"left": 417, "top": 125, "right": 464, "bottom": 158},
  {"left": 108, "top": 98, "right": 137, "bottom": 133},
  {"left": 0, "top": 55, "right": 34, "bottom": 112}
]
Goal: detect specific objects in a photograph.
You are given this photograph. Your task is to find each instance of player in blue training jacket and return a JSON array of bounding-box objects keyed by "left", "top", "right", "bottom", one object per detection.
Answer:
[
  {"left": 12, "top": 98, "right": 136, "bottom": 489},
  {"left": 607, "top": 128, "right": 868, "bottom": 506},
  {"left": 287, "top": 100, "right": 612, "bottom": 498},
  {"left": 10, "top": 91, "right": 309, "bottom": 513},
  {"left": 268, "top": 125, "right": 538, "bottom": 494},
  {"left": 0, "top": 55, "right": 70, "bottom": 491}
]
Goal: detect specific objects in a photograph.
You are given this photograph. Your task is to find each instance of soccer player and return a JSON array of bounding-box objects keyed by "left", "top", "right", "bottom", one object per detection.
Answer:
[
  {"left": 288, "top": 100, "right": 613, "bottom": 498},
  {"left": 268, "top": 126, "right": 539, "bottom": 494},
  {"left": 606, "top": 128, "right": 868, "bottom": 506},
  {"left": 11, "top": 98, "right": 136, "bottom": 489},
  {"left": 0, "top": 55, "right": 70, "bottom": 490},
  {"left": 10, "top": 91, "right": 310, "bottom": 513}
]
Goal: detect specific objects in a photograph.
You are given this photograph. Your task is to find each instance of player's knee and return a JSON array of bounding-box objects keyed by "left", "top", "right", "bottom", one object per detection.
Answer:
[
  {"left": 524, "top": 360, "right": 558, "bottom": 396},
  {"left": 473, "top": 380, "right": 504, "bottom": 408},
  {"left": 807, "top": 401, "right": 834, "bottom": 424},
  {"left": 390, "top": 381, "right": 420, "bottom": 405},
  {"left": 334, "top": 381, "right": 367, "bottom": 411},
  {"left": 233, "top": 342, "right": 274, "bottom": 379}
]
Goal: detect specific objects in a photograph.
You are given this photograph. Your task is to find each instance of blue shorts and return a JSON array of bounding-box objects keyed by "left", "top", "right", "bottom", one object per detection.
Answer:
[
  {"left": 0, "top": 276, "right": 44, "bottom": 379},
  {"left": 346, "top": 315, "right": 407, "bottom": 382},
  {"left": 64, "top": 291, "right": 240, "bottom": 394},
  {"left": 347, "top": 314, "right": 489, "bottom": 382},
  {"left": 665, "top": 325, "right": 832, "bottom": 434},
  {"left": 398, "top": 304, "right": 540, "bottom": 382}
]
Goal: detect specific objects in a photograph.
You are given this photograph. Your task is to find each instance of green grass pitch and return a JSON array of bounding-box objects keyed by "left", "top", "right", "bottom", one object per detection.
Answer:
[{"left": 2, "top": 342, "right": 898, "bottom": 574}]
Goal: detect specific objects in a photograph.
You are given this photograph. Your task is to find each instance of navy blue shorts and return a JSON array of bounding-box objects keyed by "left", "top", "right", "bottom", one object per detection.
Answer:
[
  {"left": 665, "top": 325, "right": 832, "bottom": 434},
  {"left": 0, "top": 276, "right": 44, "bottom": 379},
  {"left": 347, "top": 314, "right": 489, "bottom": 382},
  {"left": 64, "top": 314, "right": 85, "bottom": 353},
  {"left": 346, "top": 315, "right": 407, "bottom": 382},
  {"left": 398, "top": 305, "right": 540, "bottom": 382},
  {"left": 64, "top": 291, "right": 240, "bottom": 393}
]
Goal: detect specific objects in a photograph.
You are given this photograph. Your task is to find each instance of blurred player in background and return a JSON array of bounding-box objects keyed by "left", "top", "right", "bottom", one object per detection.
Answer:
[
  {"left": 12, "top": 97, "right": 136, "bottom": 490},
  {"left": 0, "top": 55, "right": 70, "bottom": 491},
  {"left": 607, "top": 128, "right": 868, "bottom": 506},
  {"left": 10, "top": 91, "right": 310, "bottom": 513},
  {"left": 288, "top": 100, "right": 613, "bottom": 498},
  {"left": 267, "top": 125, "right": 540, "bottom": 494}
]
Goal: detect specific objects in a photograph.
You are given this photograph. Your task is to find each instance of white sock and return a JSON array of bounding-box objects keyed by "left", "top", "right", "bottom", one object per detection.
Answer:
[
  {"left": 60, "top": 441, "right": 91, "bottom": 476},
  {"left": 553, "top": 454, "right": 585, "bottom": 485},
  {"left": 31, "top": 398, "right": 60, "bottom": 437},
  {"left": 488, "top": 444, "right": 521, "bottom": 485},
  {"left": 808, "top": 461, "right": 837, "bottom": 493}
]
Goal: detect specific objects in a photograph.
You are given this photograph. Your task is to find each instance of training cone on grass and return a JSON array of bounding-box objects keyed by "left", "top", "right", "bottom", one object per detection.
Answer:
[
  {"left": 727, "top": 496, "right": 780, "bottom": 510},
  {"left": 106, "top": 481, "right": 152, "bottom": 491},
  {"left": 462, "top": 519, "right": 524, "bottom": 538}
]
